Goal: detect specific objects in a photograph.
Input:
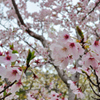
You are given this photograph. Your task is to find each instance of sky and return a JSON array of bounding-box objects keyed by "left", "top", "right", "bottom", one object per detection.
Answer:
[{"left": 27, "top": 0, "right": 80, "bottom": 13}]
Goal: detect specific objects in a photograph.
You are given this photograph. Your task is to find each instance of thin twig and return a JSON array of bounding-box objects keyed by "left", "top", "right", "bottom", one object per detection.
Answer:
[
  {"left": 82, "top": 1, "right": 100, "bottom": 21},
  {"left": 91, "top": 96, "right": 100, "bottom": 100},
  {"left": 0, "top": 80, "right": 17, "bottom": 94},
  {"left": 90, "top": 83, "right": 100, "bottom": 97},
  {"left": 0, "top": 93, "right": 11, "bottom": 100},
  {"left": 11, "top": 0, "right": 47, "bottom": 47},
  {"left": 84, "top": 71, "right": 98, "bottom": 87}
]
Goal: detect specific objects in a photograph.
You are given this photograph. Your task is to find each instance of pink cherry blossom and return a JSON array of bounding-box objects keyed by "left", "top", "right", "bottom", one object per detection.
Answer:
[
  {"left": 90, "top": 40, "right": 100, "bottom": 54},
  {"left": 68, "top": 80, "right": 85, "bottom": 99},
  {"left": 10, "top": 80, "right": 22, "bottom": 93},
  {"left": 57, "top": 30, "right": 72, "bottom": 43},
  {"left": 48, "top": 91, "right": 61, "bottom": 100},
  {"left": 73, "top": 88, "right": 85, "bottom": 99},
  {"left": 0, "top": 0, "right": 100, "bottom": 99},
  {"left": 0, "top": 50, "right": 17, "bottom": 66},
  {"left": 4, "top": 67, "right": 22, "bottom": 82},
  {"left": 50, "top": 42, "right": 70, "bottom": 60},
  {"left": 67, "top": 80, "right": 77, "bottom": 90},
  {"left": 0, "top": 66, "right": 6, "bottom": 78},
  {"left": 81, "top": 66, "right": 92, "bottom": 75},
  {"left": 81, "top": 52, "right": 99, "bottom": 69},
  {"left": 68, "top": 65, "right": 82, "bottom": 74},
  {"left": 27, "top": 93, "right": 36, "bottom": 100}
]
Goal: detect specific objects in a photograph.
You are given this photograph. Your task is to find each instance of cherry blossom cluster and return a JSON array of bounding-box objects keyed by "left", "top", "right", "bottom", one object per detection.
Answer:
[
  {"left": 0, "top": 0, "right": 100, "bottom": 99},
  {"left": 50, "top": 30, "right": 100, "bottom": 98},
  {"left": 0, "top": 50, "right": 23, "bottom": 98},
  {"left": 27, "top": 86, "right": 68, "bottom": 100},
  {"left": 68, "top": 80, "right": 84, "bottom": 99},
  {"left": 50, "top": 30, "right": 84, "bottom": 69}
]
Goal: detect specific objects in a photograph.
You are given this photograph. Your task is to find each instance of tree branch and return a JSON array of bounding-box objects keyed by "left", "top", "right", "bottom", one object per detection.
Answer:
[
  {"left": 0, "top": 80, "right": 17, "bottom": 94},
  {"left": 91, "top": 96, "right": 100, "bottom": 100},
  {"left": 94, "top": 69, "right": 100, "bottom": 92},
  {"left": 11, "top": 1, "right": 81, "bottom": 98},
  {"left": 82, "top": 1, "right": 100, "bottom": 21},
  {"left": 0, "top": 93, "right": 11, "bottom": 100},
  {"left": 50, "top": 61, "right": 69, "bottom": 88},
  {"left": 85, "top": 72, "right": 98, "bottom": 87},
  {"left": 11, "top": 0, "right": 47, "bottom": 47},
  {"left": 90, "top": 83, "right": 100, "bottom": 97}
]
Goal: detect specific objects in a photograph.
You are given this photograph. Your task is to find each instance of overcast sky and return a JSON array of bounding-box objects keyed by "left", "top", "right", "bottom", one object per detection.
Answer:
[{"left": 27, "top": 0, "right": 80, "bottom": 13}]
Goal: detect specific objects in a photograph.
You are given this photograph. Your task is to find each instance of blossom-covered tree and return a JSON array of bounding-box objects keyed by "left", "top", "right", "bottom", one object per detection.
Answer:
[{"left": 0, "top": 0, "right": 100, "bottom": 99}]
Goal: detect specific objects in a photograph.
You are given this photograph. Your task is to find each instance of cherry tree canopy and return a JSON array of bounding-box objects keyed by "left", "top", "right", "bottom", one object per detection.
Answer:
[{"left": 0, "top": 0, "right": 100, "bottom": 100}]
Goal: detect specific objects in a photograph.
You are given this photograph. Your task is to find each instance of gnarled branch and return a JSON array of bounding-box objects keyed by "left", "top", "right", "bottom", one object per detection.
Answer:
[{"left": 11, "top": 0, "right": 47, "bottom": 47}]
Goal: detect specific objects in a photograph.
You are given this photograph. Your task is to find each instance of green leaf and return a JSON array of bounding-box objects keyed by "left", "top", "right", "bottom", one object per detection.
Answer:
[
  {"left": 11, "top": 62, "right": 16, "bottom": 66},
  {"left": 16, "top": 89, "right": 25, "bottom": 95},
  {"left": 81, "top": 70, "right": 87, "bottom": 74},
  {"left": 31, "top": 50, "right": 35, "bottom": 55},
  {"left": 23, "top": 86, "right": 28, "bottom": 90},
  {"left": 10, "top": 44, "right": 14, "bottom": 50},
  {"left": 30, "top": 50, "right": 35, "bottom": 60},
  {"left": 3, "top": 90, "right": 7, "bottom": 96},
  {"left": 76, "top": 26, "right": 84, "bottom": 39},
  {"left": 26, "top": 49, "right": 32, "bottom": 64},
  {"left": 26, "top": 49, "right": 35, "bottom": 64},
  {"left": 0, "top": 82, "right": 2, "bottom": 86},
  {"left": 12, "top": 50, "right": 18, "bottom": 53}
]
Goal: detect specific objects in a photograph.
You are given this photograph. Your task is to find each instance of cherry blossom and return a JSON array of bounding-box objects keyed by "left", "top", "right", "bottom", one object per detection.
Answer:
[
  {"left": 10, "top": 80, "right": 22, "bottom": 93},
  {"left": 90, "top": 40, "right": 100, "bottom": 54},
  {"left": 0, "top": 0, "right": 100, "bottom": 99},
  {"left": 67, "top": 80, "right": 77, "bottom": 90},
  {"left": 4, "top": 67, "right": 22, "bottom": 82},
  {"left": 81, "top": 51, "right": 99, "bottom": 69},
  {"left": 27, "top": 93, "right": 36, "bottom": 100},
  {"left": 68, "top": 80, "right": 84, "bottom": 99},
  {"left": 0, "top": 66, "right": 6, "bottom": 79},
  {"left": 73, "top": 88, "right": 85, "bottom": 99},
  {"left": 48, "top": 91, "right": 61, "bottom": 100},
  {"left": 0, "top": 50, "right": 17, "bottom": 66},
  {"left": 68, "top": 65, "right": 82, "bottom": 74}
]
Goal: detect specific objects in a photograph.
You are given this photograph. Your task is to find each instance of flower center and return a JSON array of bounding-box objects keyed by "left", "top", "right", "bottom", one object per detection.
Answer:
[
  {"left": 12, "top": 70, "right": 18, "bottom": 75},
  {"left": 62, "top": 47, "right": 67, "bottom": 51},
  {"left": 6, "top": 55, "right": 11, "bottom": 60},
  {"left": 53, "top": 94, "right": 55, "bottom": 97},
  {"left": 89, "top": 57, "right": 94, "bottom": 61},
  {"left": 64, "top": 34, "right": 69, "bottom": 40},
  {"left": 0, "top": 52, "right": 2, "bottom": 56},
  {"left": 6, "top": 51, "right": 9, "bottom": 55},
  {"left": 70, "top": 43, "right": 75, "bottom": 48},
  {"left": 94, "top": 41, "right": 99, "bottom": 46},
  {"left": 17, "top": 80, "right": 22, "bottom": 87}
]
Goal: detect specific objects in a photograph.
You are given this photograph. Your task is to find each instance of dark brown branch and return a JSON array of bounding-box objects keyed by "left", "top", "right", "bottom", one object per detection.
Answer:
[
  {"left": 85, "top": 72, "right": 98, "bottom": 87},
  {"left": 0, "top": 80, "right": 17, "bottom": 94},
  {"left": 90, "top": 65, "right": 100, "bottom": 92},
  {"left": 49, "top": 58, "right": 69, "bottom": 87},
  {"left": 92, "top": 96, "right": 100, "bottom": 100},
  {"left": 12, "top": 0, "right": 74, "bottom": 90},
  {"left": 82, "top": 1, "right": 100, "bottom": 21},
  {"left": 90, "top": 83, "right": 100, "bottom": 97},
  {"left": 94, "top": 69, "right": 100, "bottom": 92},
  {"left": 16, "top": 34, "right": 40, "bottom": 54},
  {"left": 24, "top": 63, "right": 30, "bottom": 73},
  {"left": 0, "top": 93, "right": 11, "bottom": 100},
  {"left": 11, "top": 0, "right": 47, "bottom": 47},
  {"left": 11, "top": 0, "right": 25, "bottom": 26}
]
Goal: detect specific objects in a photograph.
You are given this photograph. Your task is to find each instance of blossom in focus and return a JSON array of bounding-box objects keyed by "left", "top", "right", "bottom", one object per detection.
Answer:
[{"left": 5, "top": 67, "right": 22, "bottom": 82}]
